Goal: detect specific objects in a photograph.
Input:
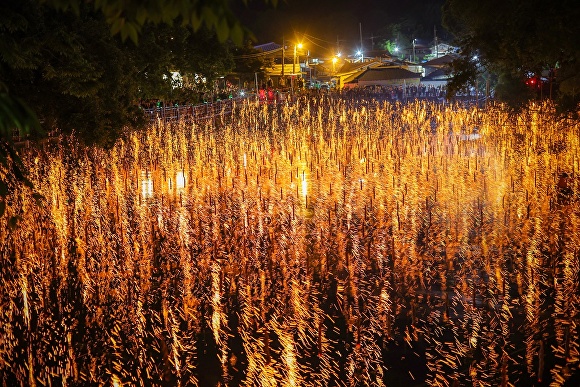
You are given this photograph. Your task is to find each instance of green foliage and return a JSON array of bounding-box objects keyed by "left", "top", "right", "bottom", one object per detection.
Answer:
[
  {"left": 493, "top": 72, "right": 537, "bottom": 109},
  {"left": 2, "top": 2, "right": 136, "bottom": 147},
  {"left": 444, "top": 55, "right": 478, "bottom": 96},
  {"left": 0, "top": 0, "right": 249, "bottom": 225},
  {"left": 0, "top": 92, "right": 41, "bottom": 140},
  {"left": 231, "top": 40, "right": 273, "bottom": 84},
  {"left": 1, "top": 0, "right": 237, "bottom": 143},
  {"left": 373, "top": 1, "right": 446, "bottom": 56},
  {"left": 380, "top": 40, "right": 400, "bottom": 57},
  {"left": 130, "top": 22, "right": 234, "bottom": 105},
  {"left": 0, "top": 86, "right": 42, "bottom": 218},
  {"left": 40, "top": 0, "right": 277, "bottom": 45},
  {"left": 443, "top": 0, "right": 580, "bottom": 109}
]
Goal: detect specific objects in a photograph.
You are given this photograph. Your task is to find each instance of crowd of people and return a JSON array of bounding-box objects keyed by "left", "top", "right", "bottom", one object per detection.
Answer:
[
  {"left": 340, "top": 84, "right": 448, "bottom": 101},
  {"left": 139, "top": 80, "right": 492, "bottom": 121},
  {"left": 253, "top": 82, "right": 453, "bottom": 103}
]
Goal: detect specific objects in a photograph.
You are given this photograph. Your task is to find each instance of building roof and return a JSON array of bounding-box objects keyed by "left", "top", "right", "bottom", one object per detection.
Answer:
[
  {"left": 422, "top": 54, "right": 457, "bottom": 67},
  {"left": 342, "top": 72, "right": 359, "bottom": 84},
  {"left": 422, "top": 67, "right": 451, "bottom": 81},
  {"left": 358, "top": 67, "right": 421, "bottom": 81},
  {"left": 343, "top": 67, "right": 421, "bottom": 85},
  {"left": 336, "top": 60, "right": 382, "bottom": 75},
  {"left": 362, "top": 50, "right": 394, "bottom": 59},
  {"left": 254, "top": 42, "right": 282, "bottom": 53}
]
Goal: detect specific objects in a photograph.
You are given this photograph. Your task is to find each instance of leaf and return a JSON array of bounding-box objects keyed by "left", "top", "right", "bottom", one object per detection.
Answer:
[
  {"left": 0, "top": 200, "right": 5, "bottom": 217},
  {"left": 120, "top": 25, "right": 128, "bottom": 41},
  {"left": 190, "top": 11, "right": 202, "bottom": 31},
  {"left": 201, "top": 7, "right": 217, "bottom": 30},
  {"left": 0, "top": 93, "right": 42, "bottom": 140},
  {"left": 215, "top": 17, "right": 229, "bottom": 43},
  {"left": 94, "top": 0, "right": 105, "bottom": 10},
  {"left": 135, "top": 8, "right": 147, "bottom": 26},
  {"left": 230, "top": 22, "right": 244, "bottom": 46},
  {"left": 110, "top": 17, "right": 125, "bottom": 36},
  {"left": 126, "top": 22, "right": 139, "bottom": 44},
  {"left": 0, "top": 180, "right": 7, "bottom": 196},
  {"left": 69, "top": 0, "right": 79, "bottom": 15}
]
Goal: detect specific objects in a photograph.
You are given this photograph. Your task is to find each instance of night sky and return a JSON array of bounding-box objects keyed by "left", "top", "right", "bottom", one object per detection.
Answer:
[{"left": 234, "top": 0, "right": 447, "bottom": 55}]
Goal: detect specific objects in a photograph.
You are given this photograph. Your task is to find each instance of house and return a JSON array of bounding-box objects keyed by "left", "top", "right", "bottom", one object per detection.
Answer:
[
  {"left": 254, "top": 42, "right": 283, "bottom": 54},
  {"left": 429, "top": 43, "right": 458, "bottom": 59},
  {"left": 422, "top": 54, "right": 456, "bottom": 71},
  {"left": 341, "top": 66, "right": 421, "bottom": 89},
  {"left": 404, "top": 40, "right": 431, "bottom": 62},
  {"left": 335, "top": 60, "right": 384, "bottom": 89},
  {"left": 254, "top": 42, "right": 309, "bottom": 87},
  {"left": 421, "top": 68, "right": 451, "bottom": 89},
  {"left": 421, "top": 54, "right": 456, "bottom": 87}
]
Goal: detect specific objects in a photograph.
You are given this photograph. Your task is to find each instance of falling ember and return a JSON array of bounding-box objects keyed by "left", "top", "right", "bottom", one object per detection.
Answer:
[
  {"left": 1, "top": 98, "right": 579, "bottom": 386},
  {"left": 20, "top": 274, "right": 30, "bottom": 327}
]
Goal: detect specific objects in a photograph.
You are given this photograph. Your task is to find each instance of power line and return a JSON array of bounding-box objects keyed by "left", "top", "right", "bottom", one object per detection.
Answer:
[
  {"left": 233, "top": 47, "right": 283, "bottom": 59},
  {"left": 302, "top": 33, "right": 334, "bottom": 45},
  {"left": 303, "top": 35, "right": 331, "bottom": 51}
]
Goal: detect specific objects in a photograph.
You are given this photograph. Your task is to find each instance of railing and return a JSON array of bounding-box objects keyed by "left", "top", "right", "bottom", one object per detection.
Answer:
[
  {"left": 12, "top": 97, "right": 257, "bottom": 144},
  {"left": 12, "top": 92, "right": 489, "bottom": 144},
  {"left": 143, "top": 96, "right": 259, "bottom": 124},
  {"left": 142, "top": 91, "right": 300, "bottom": 124}
]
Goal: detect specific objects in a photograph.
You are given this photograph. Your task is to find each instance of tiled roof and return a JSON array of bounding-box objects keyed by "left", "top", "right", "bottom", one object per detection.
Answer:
[
  {"left": 422, "top": 54, "right": 457, "bottom": 67},
  {"left": 344, "top": 67, "right": 421, "bottom": 85},
  {"left": 254, "top": 42, "right": 282, "bottom": 53},
  {"left": 357, "top": 67, "right": 421, "bottom": 81},
  {"left": 423, "top": 67, "right": 451, "bottom": 80},
  {"left": 337, "top": 60, "right": 382, "bottom": 75}
]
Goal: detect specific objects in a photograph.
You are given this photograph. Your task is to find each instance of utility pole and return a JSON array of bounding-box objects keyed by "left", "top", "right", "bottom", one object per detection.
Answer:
[
  {"left": 293, "top": 44, "right": 296, "bottom": 75},
  {"left": 359, "top": 23, "right": 363, "bottom": 62},
  {"left": 336, "top": 35, "right": 350, "bottom": 56},
  {"left": 370, "top": 34, "right": 377, "bottom": 50},
  {"left": 282, "top": 35, "right": 285, "bottom": 77},
  {"left": 434, "top": 25, "right": 438, "bottom": 58},
  {"left": 486, "top": 77, "right": 490, "bottom": 108}
]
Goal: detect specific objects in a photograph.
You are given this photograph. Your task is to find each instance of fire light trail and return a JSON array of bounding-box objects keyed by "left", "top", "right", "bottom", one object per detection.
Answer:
[{"left": 0, "top": 97, "right": 579, "bottom": 386}]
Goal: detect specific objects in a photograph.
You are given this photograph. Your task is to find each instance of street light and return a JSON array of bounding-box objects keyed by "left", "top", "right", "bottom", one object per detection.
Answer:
[{"left": 293, "top": 43, "right": 303, "bottom": 75}]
